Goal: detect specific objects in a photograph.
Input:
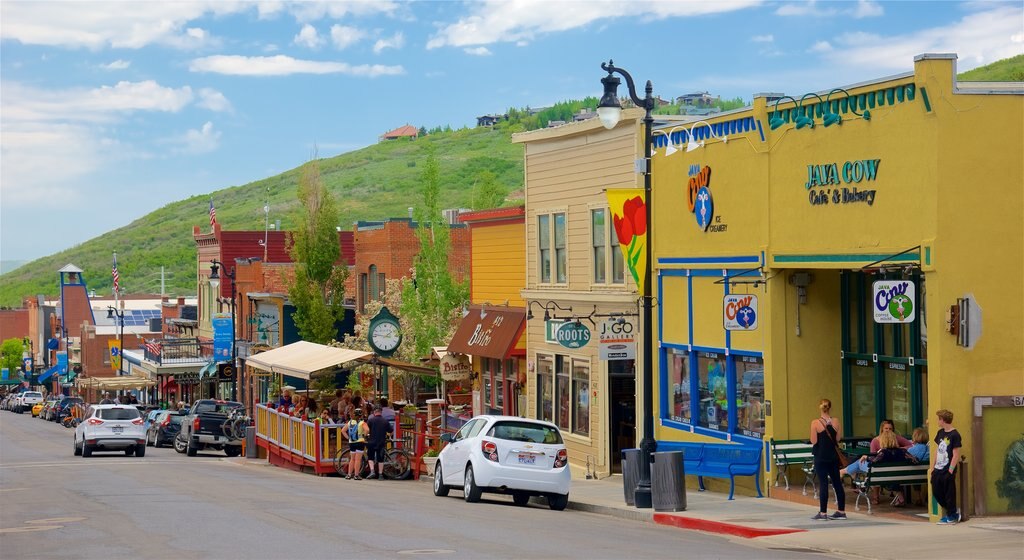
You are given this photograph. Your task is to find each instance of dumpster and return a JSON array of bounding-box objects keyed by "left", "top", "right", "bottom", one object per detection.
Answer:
[
  {"left": 652, "top": 450, "right": 686, "bottom": 512},
  {"left": 622, "top": 448, "right": 640, "bottom": 506}
]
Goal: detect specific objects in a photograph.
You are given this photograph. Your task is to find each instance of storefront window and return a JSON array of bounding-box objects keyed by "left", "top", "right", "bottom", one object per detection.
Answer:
[
  {"left": 483, "top": 357, "right": 492, "bottom": 409},
  {"left": 697, "top": 352, "right": 727, "bottom": 431},
  {"left": 669, "top": 348, "right": 691, "bottom": 424},
  {"left": 736, "top": 356, "right": 764, "bottom": 438},
  {"left": 537, "top": 355, "right": 553, "bottom": 422},
  {"left": 572, "top": 360, "right": 590, "bottom": 436},
  {"left": 884, "top": 361, "right": 911, "bottom": 435},
  {"left": 850, "top": 360, "right": 876, "bottom": 436},
  {"left": 556, "top": 355, "right": 570, "bottom": 430}
]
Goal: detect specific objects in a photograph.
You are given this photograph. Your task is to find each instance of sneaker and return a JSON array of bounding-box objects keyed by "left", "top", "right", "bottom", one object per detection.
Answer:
[
  {"left": 829, "top": 512, "right": 847, "bottom": 520},
  {"left": 365, "top": 473, "right": 378, "bottom": 480},
  {"left": 938, "top": 516, "right": 952, "bottom": 524},
  {"left": 353, "top": 476, "right": 362, "bottom": 481},
  {"left": 811, "top": 512, "right": 830, "bottom": 521}
]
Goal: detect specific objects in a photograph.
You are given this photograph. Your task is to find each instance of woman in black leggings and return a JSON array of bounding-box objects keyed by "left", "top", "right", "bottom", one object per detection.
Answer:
[{"left": 810, "top": 398, "right": 847, "bottom": 520}]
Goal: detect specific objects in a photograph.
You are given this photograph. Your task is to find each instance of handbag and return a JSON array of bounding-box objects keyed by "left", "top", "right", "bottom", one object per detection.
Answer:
[{"left": 820, "top": 419, "right": 849, "bottom": 468}]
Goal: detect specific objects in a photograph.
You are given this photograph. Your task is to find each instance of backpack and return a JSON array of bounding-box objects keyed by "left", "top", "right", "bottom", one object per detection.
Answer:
[{"left": 347, "top": 421, "right": 360, "bottom": 442}]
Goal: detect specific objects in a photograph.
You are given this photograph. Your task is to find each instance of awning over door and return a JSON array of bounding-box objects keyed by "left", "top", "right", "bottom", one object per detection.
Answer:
[
  {"left": 446, "top": 305, "right": 526, "bottom": 360},
  {"left": 246, "top": 341, "right": 372, "bottom": 380},
  {"left": 38, "top": 365, "right": 60, "bottom": 383}
]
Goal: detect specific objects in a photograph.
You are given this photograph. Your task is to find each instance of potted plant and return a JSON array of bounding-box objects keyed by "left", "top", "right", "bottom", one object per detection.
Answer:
[
  {"left": 447, "top": 382, "right": 472, "bottom": 407},
  {"left": 421, "top": 447, "right": 441, "bottom": 477}
]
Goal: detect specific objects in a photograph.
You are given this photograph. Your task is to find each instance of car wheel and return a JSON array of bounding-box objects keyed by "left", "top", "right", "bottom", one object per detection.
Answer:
[
  {"left": 82, "top": 443, "right": 93, "bottom": 457},
  {"left": 186, "top": 438, "right": 198, "bottom": 457},
  {"left": 548, "top": 493, "right": 569, "bottom": 511},
  {"left": 512, "top": 491, "right": 530, "bottom": 506},
  {"left": 224, "top": 446, "right": 241, "bottom": 457},
  {"left": 433, "top": 462, "right": 450, "bottom": 497},
  {"left": 174, "top": 434, "right": 187, "bottom": 454},
  {"left": 146, "top": 432, "right": 154, "bottom": 447},
  {"left": 125, "top": 447, "right": 136, "bottom": 456},
  {"left": 135, "top": 444, "right": 146, "bottom": 457},
  {"left": 73, "top": 437, "right": 82, "bottom": 456},
  {"left": 153, "top": 433, "right": 163, "bottom": 448},
  {"left": 463, "top": 464, "right": 482, "bottom": 503}
]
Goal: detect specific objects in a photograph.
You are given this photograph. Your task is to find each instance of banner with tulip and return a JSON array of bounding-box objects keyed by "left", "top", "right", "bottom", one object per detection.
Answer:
[{"left": 606, "top": 189, "right": 647, "bottom": 296}]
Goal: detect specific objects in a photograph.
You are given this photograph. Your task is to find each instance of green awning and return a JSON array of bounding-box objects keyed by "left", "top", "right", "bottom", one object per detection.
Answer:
[
  {"left": 0, "top": 378, "right": 25, "bottom": 386},
  {"left": 199, "top": 362, "right": 218, "bottom": 379}
]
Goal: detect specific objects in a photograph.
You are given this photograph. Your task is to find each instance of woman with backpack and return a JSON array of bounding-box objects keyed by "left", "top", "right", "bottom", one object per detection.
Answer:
[{"left": 344, "top": 408, "right": 369, "bottom": 480}]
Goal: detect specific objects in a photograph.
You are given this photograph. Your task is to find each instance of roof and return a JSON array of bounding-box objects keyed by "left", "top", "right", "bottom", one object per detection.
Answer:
[
  {"left": 246, "top": 341, "right": 371, "bottom": 380},
  {"left": 381, "top": 124, "right": 418, "bottom": 139}
]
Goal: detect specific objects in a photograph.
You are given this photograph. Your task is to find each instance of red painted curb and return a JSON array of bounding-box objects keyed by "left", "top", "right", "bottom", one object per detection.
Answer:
[{"left": 653, "top": 513, "right": 806, "bottom": 539}]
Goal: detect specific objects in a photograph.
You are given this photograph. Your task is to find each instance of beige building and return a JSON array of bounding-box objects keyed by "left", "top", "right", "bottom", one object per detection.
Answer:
[{"left": 513, "top": 109, "right": 689, "bottom": 478}]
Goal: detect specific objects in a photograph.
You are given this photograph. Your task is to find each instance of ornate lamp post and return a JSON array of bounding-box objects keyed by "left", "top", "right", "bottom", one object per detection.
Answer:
[
  {"left": 209, "top": 260, "right": 237, "bottom": 401},
  {"left": 597, "top": 59, "right": 657, "bottom": 509}
]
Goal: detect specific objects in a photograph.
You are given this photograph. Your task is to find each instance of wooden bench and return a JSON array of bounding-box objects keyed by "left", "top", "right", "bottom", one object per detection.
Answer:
[
  {"left": 659, "top": 441, "right": 763, "bottom": 500},
  {"left": 770, "top": 439, "right": 816, "bottom": 495},
  {"left": 853, "top": 460, "right": 928, "bottom": 513}
]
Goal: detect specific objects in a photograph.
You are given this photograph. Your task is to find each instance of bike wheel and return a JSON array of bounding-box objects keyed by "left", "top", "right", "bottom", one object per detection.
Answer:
[
  {"left": 334, "top": 448, "right": 351, "bottom": 477},
  {"left": 382, "top": 449, "right": 412, "bottom": 480}
]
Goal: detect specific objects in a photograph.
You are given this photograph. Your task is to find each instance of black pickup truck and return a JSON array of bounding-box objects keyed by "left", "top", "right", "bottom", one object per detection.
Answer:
[{"left": 179, "top": 399, "right": 243, "bottom": 457}]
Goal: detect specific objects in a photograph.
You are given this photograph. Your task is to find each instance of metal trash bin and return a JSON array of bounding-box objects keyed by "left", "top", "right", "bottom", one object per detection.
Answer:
[
  {"left": 245, "top": 426, "right": 258, "bottom": 458},
  {"left": 652, "top": 450, "right": 686, "bottom": 512},
  {"left": 622, "top": 448, "right": 640, "bottom": 506}
]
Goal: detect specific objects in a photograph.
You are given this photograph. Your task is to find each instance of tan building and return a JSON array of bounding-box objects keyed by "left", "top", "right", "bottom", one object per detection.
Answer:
[{"left": 512, "top": 110, "right": 688, "bottom": 478}]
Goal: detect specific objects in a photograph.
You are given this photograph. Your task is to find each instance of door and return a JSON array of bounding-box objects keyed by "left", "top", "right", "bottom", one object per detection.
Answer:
[{"left": 608, "top": 360, "right": 636, "bottom": 474}]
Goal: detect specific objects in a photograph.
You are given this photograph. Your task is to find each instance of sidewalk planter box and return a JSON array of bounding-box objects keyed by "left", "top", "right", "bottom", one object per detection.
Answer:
[
  {"left": 448, "top": 393, "right": 472, "bottom": 406},
  {"left": 422, "top": 456, "right": 439, "bottom": 477}
]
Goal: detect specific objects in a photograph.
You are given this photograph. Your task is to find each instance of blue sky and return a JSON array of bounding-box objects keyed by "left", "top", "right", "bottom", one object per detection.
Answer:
[{"left": 2, "top": 0, "right": 1022, "bottom": 262}]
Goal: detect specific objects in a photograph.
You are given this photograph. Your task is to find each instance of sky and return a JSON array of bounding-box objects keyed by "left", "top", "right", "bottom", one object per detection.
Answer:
[{"left": 1, "top": 0, "right": 1022, "bottom": 263}]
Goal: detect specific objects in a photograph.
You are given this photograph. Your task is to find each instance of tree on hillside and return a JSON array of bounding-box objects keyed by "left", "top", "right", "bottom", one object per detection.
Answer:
[
  {"left": 473, "top": 170, "right": 506, "bottom": 210},
  {"left": 399, "top": 146, "right": 469, "bottom": 397},
  {"left": 286, "top": 158, "right": 349, "bottom": 344}
]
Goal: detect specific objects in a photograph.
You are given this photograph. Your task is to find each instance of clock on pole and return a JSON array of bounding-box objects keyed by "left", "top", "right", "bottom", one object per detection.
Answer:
[{"left": 368, "top": 306, "right": 403, "bottom": 398}]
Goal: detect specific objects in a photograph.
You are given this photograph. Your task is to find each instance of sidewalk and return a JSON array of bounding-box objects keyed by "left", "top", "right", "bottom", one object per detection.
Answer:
[{"left": 564, "top": 474, "right": 1024, "bottom": 559}]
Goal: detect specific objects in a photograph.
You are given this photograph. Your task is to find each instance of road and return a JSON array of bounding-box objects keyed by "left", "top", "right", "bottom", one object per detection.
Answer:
[{"left": 1, "top": 409, "right": 831, "bottom": 559}]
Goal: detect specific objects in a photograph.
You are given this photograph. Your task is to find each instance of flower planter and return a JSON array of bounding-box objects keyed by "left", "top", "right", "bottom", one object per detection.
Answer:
[
  {"left": 422, "top": 456, "right": 439, "bottom": 477},
  {"left": 448, "top": 393, "right": 472, "bottom": 406}
]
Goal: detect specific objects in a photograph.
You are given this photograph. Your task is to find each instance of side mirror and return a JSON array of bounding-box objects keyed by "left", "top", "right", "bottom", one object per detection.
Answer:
[{"left": 440, "top": 433, "right": 454, "bottom": 443}]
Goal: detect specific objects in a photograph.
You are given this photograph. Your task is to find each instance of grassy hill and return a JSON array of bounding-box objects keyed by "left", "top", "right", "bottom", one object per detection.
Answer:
[
  {"left": 0, "top": 127, "right": 523, "bottom": 307},
  {"left": 959, "top": 54, "right": 1024, "bottom": 82}
]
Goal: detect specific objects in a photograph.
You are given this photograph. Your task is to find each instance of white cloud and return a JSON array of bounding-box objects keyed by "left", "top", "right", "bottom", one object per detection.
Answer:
[
  {"left": 818, "top": 5, "right": 1024, "bottom": 72},
  {"left": 751, "top": 34, "right": 774, "bottom": 43},
  {"left": 464, "top": 46, "right": 492, "bottom": 56},
  {"left": 809, "top": 41, "right": 833, "bottom": 53},
  {"left": 775, "top": 1, "right": 836, "bottom": 17},
  {"left": 427, "top": 0, "right": 760, "bottom": 49},
  {"left": 103, "top": 59, "right": 131, "bottom": 70},
  {"left": 171, "top": 121, "right": 221, "bottom": 155},
  {"left": 852, "top": 0, "right": 884, "bottom": 19},
  {"left": 293, "top": 23, "right": 323, "bottom": 48},
  {"left": 777, "top": 0, "right": 883, "bottom": 18},
  {"left": 330, "top": 25, "right": 366, "bottom": 49},
  {"left": 189, "top": 55, "right": 405, "bottom": 77},
  {"left": 197, "top": 88, "right": 233, "bottom": 112},
  {"left": 373, "top": 32, "right": 405, "bottom": 53},
  {"left": 4, "top": 81, "right": 194, "bottom": 123}
]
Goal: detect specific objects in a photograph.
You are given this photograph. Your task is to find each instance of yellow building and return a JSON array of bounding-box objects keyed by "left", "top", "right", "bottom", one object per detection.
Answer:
[
  {"left": 649, "top": 54, "right": 1023, "bottom": 514},
  {"left": 447, "top": 207, "right": 528, "bottom": 417}
]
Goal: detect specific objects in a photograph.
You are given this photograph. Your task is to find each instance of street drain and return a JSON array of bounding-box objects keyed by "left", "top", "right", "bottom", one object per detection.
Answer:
[
  {"left": 767, "top": 547, "right": 825, "bottom": 554},
  {"left": 0, "top": 526, "right": 63, "bottom": 533},
  {"left": 397, "top": 550, "right": 455, "bottom": 555}
]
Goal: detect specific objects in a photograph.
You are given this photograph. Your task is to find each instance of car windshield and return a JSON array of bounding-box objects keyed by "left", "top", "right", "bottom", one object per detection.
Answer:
[
  {"left": 97, "top": 407, "right": 141, "bottom": 420},
  {"left": 194, "top": 402, "right": 242, "bottom": 414},
  {"left": 488, "top": 421, "right": 563, "bottom": 444},
  {"left": 24, "top": 392, "right": 42, "bottom": 398}
]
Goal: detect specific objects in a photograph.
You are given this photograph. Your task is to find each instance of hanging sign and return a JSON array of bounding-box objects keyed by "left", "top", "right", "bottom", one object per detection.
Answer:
[
  {"left": 872, "top": 280, "right": 915, "bottom": 323},
  {"left": 724, "top": 295, "right": 758, "bottom": 330},
  {"left": 555, "top": 322, "right": 591, "bottom": 349},
  {"left": 599, "top": 319, "right": 635, "bottom": 360},
  {"left": 440, "top": 353, "right": 472, "bottom": 381},
  {"left": 212, "top": 313, "right": 233, "bottom": 360},
  {"left": 108, "top": 340, "right": 122, "bottom": 371}
]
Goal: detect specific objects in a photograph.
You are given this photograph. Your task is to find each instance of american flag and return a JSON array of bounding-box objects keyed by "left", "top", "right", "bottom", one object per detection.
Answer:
[
  {"left": 209, "top": 199, "right": 217, "bottom": 227},
  {"left": 145, "top": 341, "right": 162, "bottom": 356},
  {"left": 111, "top": 253, "right": 120, "bottom": 295}
]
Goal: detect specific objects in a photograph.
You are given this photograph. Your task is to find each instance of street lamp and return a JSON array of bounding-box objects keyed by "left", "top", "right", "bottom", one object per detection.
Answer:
[
  {"left": 598, "top": 59, "right": 657, "bottom": 509},
  {"left": 209, "top": 260, "right": 237, "bottom": 401}
]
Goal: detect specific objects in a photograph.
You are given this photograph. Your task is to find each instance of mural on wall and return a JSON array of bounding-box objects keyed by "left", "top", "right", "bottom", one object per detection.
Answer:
[{"left": 606, "top": 190, "right": 647, "bottom": 295}]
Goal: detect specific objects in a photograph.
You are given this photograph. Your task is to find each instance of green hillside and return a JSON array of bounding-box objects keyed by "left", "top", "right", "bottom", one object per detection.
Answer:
[
  {"left": 0, "top": 127, "right": 523, "bottom": 307},
  {"left": 958, "top": 54, "right": 1024, "bottom": 82}
]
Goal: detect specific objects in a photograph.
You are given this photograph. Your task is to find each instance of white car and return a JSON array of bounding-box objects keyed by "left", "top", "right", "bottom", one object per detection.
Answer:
[
  {"left": 16, "top": 391, "right": 43, "bottom": 414},
  {"left": 74, "top": 404, "right": 147, "bottom": 457},
  {"left": 433, "top": 415, "right": 571, "bottom": 510}
]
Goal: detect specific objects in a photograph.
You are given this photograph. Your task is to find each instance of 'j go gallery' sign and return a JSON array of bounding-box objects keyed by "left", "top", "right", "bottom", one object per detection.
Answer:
[
  {"left": 723, "top": 295, "right": 758, "bottom": 331},
  {"left": 873, "top": 281, "right": 915, "bottom": 324}
]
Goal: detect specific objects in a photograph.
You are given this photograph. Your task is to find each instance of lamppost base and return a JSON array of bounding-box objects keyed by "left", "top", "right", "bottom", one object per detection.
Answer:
[{"left": 634, "top": 486, "right": 653, "bottom": 509}]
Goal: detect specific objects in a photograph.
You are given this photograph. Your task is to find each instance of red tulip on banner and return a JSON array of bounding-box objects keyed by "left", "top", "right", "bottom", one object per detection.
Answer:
[{"left": 606, "top": 190, "right": 648, "bottom": 295}]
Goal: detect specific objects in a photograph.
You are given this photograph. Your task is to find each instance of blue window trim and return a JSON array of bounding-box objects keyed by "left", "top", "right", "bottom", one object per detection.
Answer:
[{"left": 658, "top": 265, "right": 765, "bottom": 446}]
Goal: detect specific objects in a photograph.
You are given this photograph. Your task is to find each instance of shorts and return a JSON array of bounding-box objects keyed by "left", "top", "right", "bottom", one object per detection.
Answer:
[
  {"left": 367, "top": 444, "right": 386, "bottom": 463},
  {"left": 349, "top": 442, "right": 365, "bottom": 452},
  {"left": 845, "top": 457, "right": 868, "bottom": 475}
]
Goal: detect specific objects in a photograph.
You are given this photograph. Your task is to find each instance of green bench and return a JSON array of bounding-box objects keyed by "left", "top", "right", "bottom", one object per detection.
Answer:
[
  {"left": 770, "top": 439, "right": 816, "bottom": 495},
  {"left": 853, "top": 460, "right": 928, "bottom": 513}
]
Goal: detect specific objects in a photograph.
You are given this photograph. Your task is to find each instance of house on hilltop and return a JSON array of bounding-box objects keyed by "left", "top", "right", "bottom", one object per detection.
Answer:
[
  {"left": 676, "top": 91, "right": 719, "bottom": 108},
  {"left": 476, "top": 114, "right": 508, "bottom": 127},
  {"left": 379, "top": 124, "right": 419, "bottom": 142}
]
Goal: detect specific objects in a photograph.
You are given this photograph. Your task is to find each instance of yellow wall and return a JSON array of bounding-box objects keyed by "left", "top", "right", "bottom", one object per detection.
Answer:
[{"left": 470, "top": 220, "right": 526, "bottom": 308}]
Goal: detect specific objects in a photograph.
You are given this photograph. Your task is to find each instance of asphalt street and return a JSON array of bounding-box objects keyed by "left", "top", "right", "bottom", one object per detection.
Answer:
[{"left": 0, "top": 409, "right": 836, "bottom": 559}]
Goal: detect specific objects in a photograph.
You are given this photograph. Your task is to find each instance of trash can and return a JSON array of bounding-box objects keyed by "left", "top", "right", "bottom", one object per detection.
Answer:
[
  {"left": 245, "top": 426, "right": 258, "bottom": 458},
  {"left": 652, "top": 450, "right": 686, "bottom": 512},
  {"left": 622, "top": 448, "right": 640, "bottom": 506}
]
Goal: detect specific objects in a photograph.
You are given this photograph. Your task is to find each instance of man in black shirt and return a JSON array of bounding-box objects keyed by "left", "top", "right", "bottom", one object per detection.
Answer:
[{"left": 365, "top": 406, "right": 391, "bottom": 480}]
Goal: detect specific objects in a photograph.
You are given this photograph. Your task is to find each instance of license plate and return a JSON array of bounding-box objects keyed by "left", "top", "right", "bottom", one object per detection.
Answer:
[
  {"left": 112, "top": 426, "right": 123, "bottom": 434},
  {"left": 517, "top": 454, "right": 536, "bottom": 465}
]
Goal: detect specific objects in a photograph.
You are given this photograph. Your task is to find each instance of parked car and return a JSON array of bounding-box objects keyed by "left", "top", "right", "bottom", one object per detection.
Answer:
[
  {"left": 73, "top": 404, "right": 146, "bottom": 457},
  {"left": 432, "top": 415, "right": 571, "bottom": 510},
  {"left": 179, "top": 399, "right": 244, "bottom": 457},
  {"left": 16, "top": 391, "right": 44, "bottom": 414},
  {"left": 146, "top": 410, "right": 185, "bottom": 448},
  {"left": 142, "top": 409, "right": 163, "bottom": 434},
  {"left": 32, "top": 398, "right": 54, "bottom": 417},
  {"left": 53, "top": 397, "right": 84, "bottom": 423}
]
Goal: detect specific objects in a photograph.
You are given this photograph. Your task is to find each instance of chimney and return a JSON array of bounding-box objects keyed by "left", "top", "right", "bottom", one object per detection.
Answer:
[{"left": 408, "top": 207, "right": 414, "bottom": 219}]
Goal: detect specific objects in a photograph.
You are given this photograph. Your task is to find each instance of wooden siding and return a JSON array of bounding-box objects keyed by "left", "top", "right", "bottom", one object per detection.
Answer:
[{"left": 470, "top": 222, "right": 526, "bottom": 307}]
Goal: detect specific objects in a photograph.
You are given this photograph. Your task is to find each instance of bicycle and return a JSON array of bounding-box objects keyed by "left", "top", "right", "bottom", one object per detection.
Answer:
[
  {"left": 221, "top": 408, "right": 252, "bottom": 440},
  {"left": 334, "top": 437, "right": 411, "bottom": 480}
]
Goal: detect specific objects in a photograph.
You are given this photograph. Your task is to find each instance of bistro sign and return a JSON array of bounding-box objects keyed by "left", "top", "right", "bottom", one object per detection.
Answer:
[
  {"left": 440, "top": 353, "right": 472, "bottom": 381},
  {"left": 805, "top": 158, "right": 881, "bottom": 207}
]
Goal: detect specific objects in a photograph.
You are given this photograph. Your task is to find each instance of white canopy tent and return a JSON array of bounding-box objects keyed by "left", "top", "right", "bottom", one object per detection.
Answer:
[{"left": 245, "top": 341, "right": 372, "bottom": 380}]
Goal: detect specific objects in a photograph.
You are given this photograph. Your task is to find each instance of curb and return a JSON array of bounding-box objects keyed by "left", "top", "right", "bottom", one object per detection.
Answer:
[
  {"left": 566, "top": 500, "right": 654, "bottom": 523},
  {"left": 652, "top": 513, "right": 806, "bottom": 539}
]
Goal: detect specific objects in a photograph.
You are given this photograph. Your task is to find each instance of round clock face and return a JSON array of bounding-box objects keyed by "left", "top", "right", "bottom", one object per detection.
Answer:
[{"left": 371, "top": 321, "right": 401, "bottom": 352}]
